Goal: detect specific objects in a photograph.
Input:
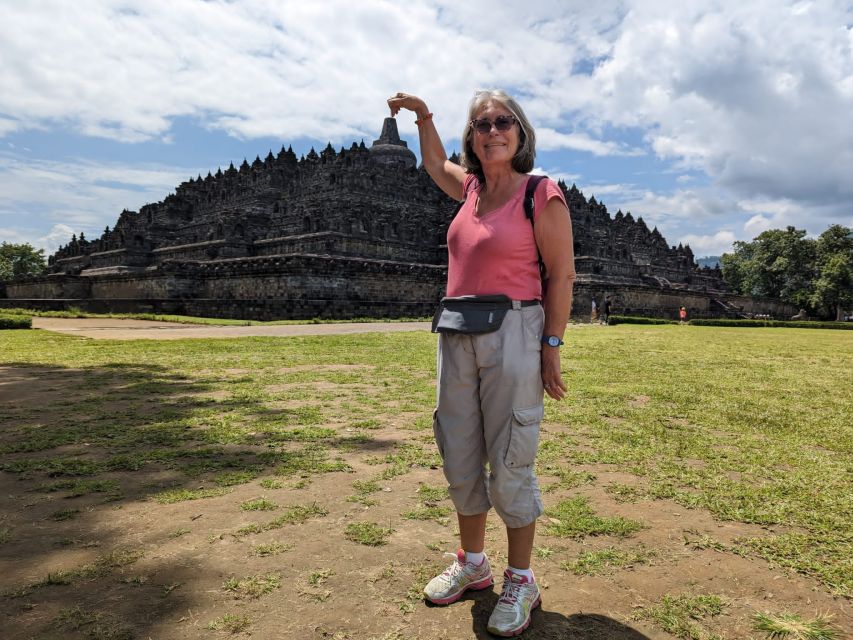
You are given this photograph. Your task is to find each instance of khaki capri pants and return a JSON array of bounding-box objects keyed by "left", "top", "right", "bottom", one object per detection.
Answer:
[{"left": 433, "top": 304, "right": 545, "bottom": 529}]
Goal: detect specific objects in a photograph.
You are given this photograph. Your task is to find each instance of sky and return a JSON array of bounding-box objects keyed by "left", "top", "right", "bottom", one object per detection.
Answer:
[{"left": 0, "top": 0, "right": 851, "bottom": 259}]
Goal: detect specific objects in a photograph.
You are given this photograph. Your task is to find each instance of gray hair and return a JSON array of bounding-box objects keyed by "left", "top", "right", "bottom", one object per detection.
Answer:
[{"left": 460, "top": 89, "right": 536, "bottom": 182}]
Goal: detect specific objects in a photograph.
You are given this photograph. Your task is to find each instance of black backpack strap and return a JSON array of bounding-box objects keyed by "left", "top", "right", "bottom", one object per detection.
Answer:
[{"left": 523, "top": 175, "right": 548, "bottom": 284}]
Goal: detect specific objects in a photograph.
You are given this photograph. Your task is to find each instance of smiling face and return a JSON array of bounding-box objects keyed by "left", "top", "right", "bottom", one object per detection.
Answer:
[{"left": 470, "top": 100, "right": 520, "bottom": 169}]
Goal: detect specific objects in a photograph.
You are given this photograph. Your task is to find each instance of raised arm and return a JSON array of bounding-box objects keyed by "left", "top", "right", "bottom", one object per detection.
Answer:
[{"left": 387, "top": 93, "right": 467, "bottom": 201}]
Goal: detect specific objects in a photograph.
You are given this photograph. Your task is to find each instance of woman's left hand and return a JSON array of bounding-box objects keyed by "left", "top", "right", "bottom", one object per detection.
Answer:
[{"left": 541, "top": 347, "right": 567, "bottom": 400}]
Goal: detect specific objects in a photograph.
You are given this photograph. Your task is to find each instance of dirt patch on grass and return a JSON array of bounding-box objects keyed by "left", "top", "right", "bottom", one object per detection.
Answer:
[
  {"left": 628, "top": 395, "right": 651, "bottom": 408},
  {"left": 32, "top": 317, "right": 432, "bottom": 340}
]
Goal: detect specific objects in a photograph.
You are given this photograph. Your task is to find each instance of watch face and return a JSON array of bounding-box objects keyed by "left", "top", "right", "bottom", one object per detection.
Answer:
[{"left": 546, "top": 336, "right": 561, "bottom": 347}]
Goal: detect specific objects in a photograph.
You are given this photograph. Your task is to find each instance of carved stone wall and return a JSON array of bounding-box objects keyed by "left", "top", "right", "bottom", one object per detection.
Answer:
[
  {"left": 4, "top": 117, "right": 763, "bottom": 320},
  {"left": 3, "top": 253, "right": 445, "bottom": 320}
]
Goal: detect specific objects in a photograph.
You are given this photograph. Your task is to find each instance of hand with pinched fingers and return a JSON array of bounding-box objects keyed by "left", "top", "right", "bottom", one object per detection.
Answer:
[{"left": 387, "top": 92, "right": 427, "bottom": 117}]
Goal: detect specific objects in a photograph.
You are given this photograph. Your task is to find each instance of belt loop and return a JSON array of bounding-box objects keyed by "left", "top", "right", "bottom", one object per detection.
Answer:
[{"left": 512, "top": 300, "right": 521, "bottom": 310}]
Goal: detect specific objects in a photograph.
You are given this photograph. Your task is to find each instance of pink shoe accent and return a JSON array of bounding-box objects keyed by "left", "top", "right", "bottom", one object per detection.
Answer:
[
  {"left": 427, "top": 574, "right": 494, "bottom": 605},
  {"left": 505, "top": 594, "right": 541, "bottom": 636},
  {"left": 488, "top": 570, "right": 542, "bottom": 636},
  {"left": 424, "top": 549, "right": 494, "bottom": 605}
]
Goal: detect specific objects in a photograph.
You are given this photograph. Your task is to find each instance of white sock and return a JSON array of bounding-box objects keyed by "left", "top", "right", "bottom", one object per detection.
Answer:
[
  {"left": 507, "top": 565, "right": 534, "bottom": 580},
  {"left": 464, "top": 551, "right": 485, "bottom": 565}
]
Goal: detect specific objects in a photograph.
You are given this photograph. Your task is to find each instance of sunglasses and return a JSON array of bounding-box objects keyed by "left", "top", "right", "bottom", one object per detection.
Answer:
[{"left": 470, "top": 115, "right": 517, "bottom": 134}]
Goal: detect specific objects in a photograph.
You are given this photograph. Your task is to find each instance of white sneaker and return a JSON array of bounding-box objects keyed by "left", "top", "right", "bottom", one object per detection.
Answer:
[
  {"left": 423, "top": 549, "right": 493, "bottom": 605},
  {"left": 486, "top": 569, "right": 541, "bottom": 636}
]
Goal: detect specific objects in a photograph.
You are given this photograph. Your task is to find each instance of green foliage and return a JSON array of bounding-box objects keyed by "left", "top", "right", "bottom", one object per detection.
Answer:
[
  {"left": 345, "top": 521, "right": 394, "bottom": 546},
  {"left": 752, "top": 611, "right": 840, "bottom": 640},
  {"left": 562, "top": 546, "right": 657, "bottom": 576},
  {"left": 213, "top": 470, "right": 259, "bottom": 486},
  {"left": 721, "top": 226, "right": 815, "bottom": 307},
  {"left": 544, "top": 496, "right": 644, "bottom": 538},
  {"left": 809, "top": 225, "right": 853, "bottom": 320},
  {"left": 734, "top": 533, "right": 852, "bottom": 597},
  {"left": 689, "top": 319, "right": 851, "bottom": 329},
  {"left": 633, "top": 592, "right": 726, "bottom": 640},
  {"left": 152, "top": 487, "right": 230, "bottom": 504},
  {"left": 36, "top": 478, "right": 121, "bottom": 498},
  {"left": 251, "top": 542, "right": 293, "bottom": 557},
  {"left": 240, "top": 497, "right": 278, "bottom": 511},
  {"left": 0, "top": 242, "right": 46, "bottom": 280},
  {"left": 11, "top": 549, "right": 145, "bottom": 598},
  {"left": 207, "top": 613, "right": 252, "bottom": 633},
  {"left": 222, "top": 573, "right": 281, "bottom": 599},
  {"left": 235, "top": 503, "right": 328, "bottom": 536},
  {"left": 0, "top": 314, "right": 32, "bottom": 329},
  {"left": 402, "top": 504, "right": 453, "bottom": 523},
  {"left": 416, "top": 484, "right": 449, "bottom": 502},
  {"left": 49, "top": 508, "right": 80, "bottom": 521},
  {"left": 53, "top": 606, "right": 134, "bottom": 640},
  {"left": 721, "top": 224, "right": 852, "bottom": 319}
]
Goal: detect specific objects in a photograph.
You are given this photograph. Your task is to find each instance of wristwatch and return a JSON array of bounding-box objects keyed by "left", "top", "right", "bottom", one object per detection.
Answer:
[{"left": 541, "top": 335, "right": 564, "bottom": 347}]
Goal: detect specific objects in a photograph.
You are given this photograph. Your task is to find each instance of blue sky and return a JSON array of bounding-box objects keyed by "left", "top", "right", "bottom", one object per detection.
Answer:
[{"left": 1, "top": 0, "right": 851, "bottom": 258}]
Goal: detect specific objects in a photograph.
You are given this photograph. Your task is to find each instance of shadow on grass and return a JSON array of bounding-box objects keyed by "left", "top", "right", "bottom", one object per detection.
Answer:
[
  {"left": 468, "top": 589, "right": 652, "bottom": 639},
  {"left": 0, "top": 361, "right": 402, "bottom": 639}
]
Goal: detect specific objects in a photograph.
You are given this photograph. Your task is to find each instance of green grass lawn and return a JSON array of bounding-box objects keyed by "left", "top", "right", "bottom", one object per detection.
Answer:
[{"left": 0, "top": 324, "right": 850, "bottom": 638}]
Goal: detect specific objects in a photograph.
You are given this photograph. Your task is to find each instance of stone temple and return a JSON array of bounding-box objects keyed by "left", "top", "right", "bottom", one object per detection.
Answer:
[{"left": 1, "top": 119, "right": 794, "bottom": 320}]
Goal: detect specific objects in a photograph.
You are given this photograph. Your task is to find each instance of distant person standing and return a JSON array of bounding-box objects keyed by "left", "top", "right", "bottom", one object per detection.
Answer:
[
  {"left": 600, "top": 296, "right": 612, "bottom": 325},
  {"left": 679, "top": 306, "right": 687, "bottom": 324},
  {"left": 591, "top": 297, "right": 598, "bottom": 323}
]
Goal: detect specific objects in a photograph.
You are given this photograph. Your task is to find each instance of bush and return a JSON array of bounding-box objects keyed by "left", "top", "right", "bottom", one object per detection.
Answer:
[
  {"left": 0, "top": 314, "right": 32, "bottom": 329},
  {"left": 689, "top": 319, "right": 852, "bottom": 330},
  {"left": 608, "top": 315, "right": 677, "bottom": 326}
]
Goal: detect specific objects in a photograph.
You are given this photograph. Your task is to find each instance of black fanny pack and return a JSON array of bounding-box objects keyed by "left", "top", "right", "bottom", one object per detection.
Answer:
[{"left": 431, "top": 295, "right": 539, "bottom": 334}]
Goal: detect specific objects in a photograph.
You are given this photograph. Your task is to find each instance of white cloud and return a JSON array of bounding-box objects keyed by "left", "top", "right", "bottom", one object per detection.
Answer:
[
  {"left": 678, "top": 230, "right": 737, "bottom": 255},
  {"left": 0, "top": 227, "right": 30, "bottom": 245},
  {"left": 537, "top": 128, "right": 643, "bottom": 156},
  {"left": 532, "top": 166, "right": 581, "bottom": 184},
  {"left": 0, "top": 152, "right": 197, "bottom": 251},
  {"left": 577, "top": 1, "right": 853, "bottom": 212},
  {"left": 0, "top": 0, "right": 596, "bottom": 145},
  {"left": 603, "top": 187, "right": 736, "bottom": 229},
  {"left": 0, "top": 223, "right": 78, "bottom": 256},
  {"left": 0, "top": 117, "right": 20, "bottom": 137},
  {"left": 744, "top": 214, "right": 773, "bottom": 236},
  {"left": 0, "top": 0, "right": 850, "bottom": 251},
  {"left": 37, "top": 224, "right": 76, "bottom": 255}
]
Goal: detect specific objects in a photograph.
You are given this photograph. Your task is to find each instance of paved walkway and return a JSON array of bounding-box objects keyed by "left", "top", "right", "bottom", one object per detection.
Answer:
[{"left": 32, "top": 317, "right": 433, "bottom": 340}]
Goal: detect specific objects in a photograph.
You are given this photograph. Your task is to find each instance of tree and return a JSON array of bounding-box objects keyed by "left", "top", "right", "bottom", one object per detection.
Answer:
[
  {"left": 721, "top": 226, "right": 815, "bottom": 308},
  {"left": 809, "top": 225, "right": 853, "bottom": 320},
  {"left": 0, "top": 242, "right": 47, "bottom": 281}
]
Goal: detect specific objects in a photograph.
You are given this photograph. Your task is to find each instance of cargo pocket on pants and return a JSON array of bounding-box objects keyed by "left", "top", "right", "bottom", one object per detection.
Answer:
[
  {"left": 504, "top": 404, "right": 544, "bottom": 468},
  {"left": 432, "top": 409, "right": 446, "bottom": 461}
]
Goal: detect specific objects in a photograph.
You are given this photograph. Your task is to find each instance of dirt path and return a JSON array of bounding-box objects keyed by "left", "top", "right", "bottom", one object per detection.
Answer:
[{"left": 32, "top": 317, "right": 433, "bottom": 340}]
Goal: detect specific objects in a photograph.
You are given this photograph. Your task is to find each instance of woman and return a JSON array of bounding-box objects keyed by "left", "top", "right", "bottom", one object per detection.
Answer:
[{"left": 387, "top": 90, "right": 575, "bottom": 637}]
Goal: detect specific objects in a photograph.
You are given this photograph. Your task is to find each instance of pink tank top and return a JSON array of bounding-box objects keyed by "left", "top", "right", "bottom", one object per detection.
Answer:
[{"left": 446, "top": 174, "right": 568, "bottom": 300}]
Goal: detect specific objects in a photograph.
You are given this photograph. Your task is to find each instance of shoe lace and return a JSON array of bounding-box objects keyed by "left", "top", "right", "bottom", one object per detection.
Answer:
[
  {"left": 441, "top": 552, "right": 464, "bottom": 579},
  {"left": 498, "top": 575, "right": 522, "bottom": 606}
]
